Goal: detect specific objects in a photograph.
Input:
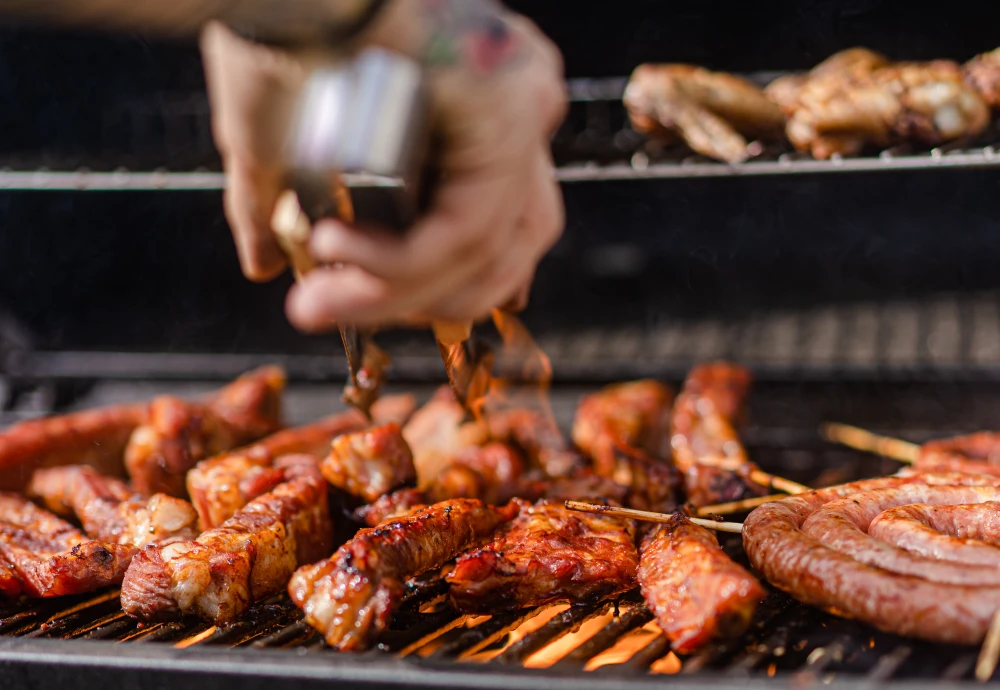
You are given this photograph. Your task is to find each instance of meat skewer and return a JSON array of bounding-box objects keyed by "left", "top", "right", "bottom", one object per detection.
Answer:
[
  {"left": 288, "top": 498, "right": 518, "bottom": 650},
  {"left": 125, "top": 366, "right": 286, "bottom": 498},
  {"left": 638, "top": 514, "right": 766, "bottom": 654},
  {"left": 564, "top": 500, "right": 744, "bottom": 533},
  {"left": 446, "top": 499, "right": 639, "bottom": 613},
  {"left": 26, "top": 465, "right": 198, "bottom": 548},
  {"left": 122, "top": 453, "right": 331, "bottom": 623},
  {"left": 695, "top": 493, "right": 786, "bottom": 517},
  {"left": 0, "top": 493, "right": 135, "bottom": 598}
]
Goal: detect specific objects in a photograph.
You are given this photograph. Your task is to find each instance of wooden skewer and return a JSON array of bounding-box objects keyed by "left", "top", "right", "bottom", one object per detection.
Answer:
[
  {"left": 820, "top": 422, "right": 920, "bottom": 464},
  {"left": 564, "top": 501, "right": 744, "bottom": 534},
  {"left": 696, "top": 493, "right": 786, "bottom": 517},
  {"left": 748, "top": 469, "right": 811, "bottom": 495},
  {"left": 976, "top": 609, "right": 1000, "bottom": 682}
]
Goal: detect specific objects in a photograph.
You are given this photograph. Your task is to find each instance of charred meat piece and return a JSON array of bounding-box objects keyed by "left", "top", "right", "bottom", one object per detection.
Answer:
[
  {"left": 428, "top": 442, "right": 528, "bottom": 505},
  {"left": 289, "top": 498, "right": 517, "bottom": 650},
  {"left": 572, "top": 380, "right": 674, "bottom": 475},
  {"left": 447, "top": 499, "right": 638, "bottom": 613},
  {"left": 671, "top": 362, "right": 768, "bottom": 506},
  {"left": 353, "top": 488, "right": 428, "bottom": 527},
  {"left": 603, "top": 442, "right": 682, "bottom": 514},
  {"left": 0, "top": 402, "right": 149, "bottom": 492},
  {"left": 639, "top": 514, "right": 765, "bottom": 654},
  {"left": 126, "top": 366, "right": 286, "bottom": 498},
  {"left": 625, "top": 64, "right": 786, "bottom": 163},
  {"left": 487, "top": 408, "right": 582, "bottom": 478},
  {"left": 402, "top": 386, "right": 484, "bottom": 485},
  {"left": 27, "top": 465, "right": 198, "bottom": 548},
  {"left": 0, "top": 493, "right": 134, "bottom": 598},
  {"left": 187, "top": 408, "right": 369, "bottom": 529},
  {"left": 322, "top": 423, "right": 416, "bottom": 503},
  {"left": 122, "top": 454, "right": 331, "bottom": 623}
]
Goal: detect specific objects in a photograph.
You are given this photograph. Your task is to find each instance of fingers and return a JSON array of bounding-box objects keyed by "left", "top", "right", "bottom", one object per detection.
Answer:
[{"left": 222, "top": 158, "right": 287, "bottom": 281}]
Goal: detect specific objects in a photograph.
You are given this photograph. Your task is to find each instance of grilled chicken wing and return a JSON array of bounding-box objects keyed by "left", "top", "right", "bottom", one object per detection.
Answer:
[
  {"left": 447, "top": 499, "right": 638, "bottom": 613},
  {"left": 125, "top": 366, "right": 286, "bottom": 498},
  {"left": 771, "top": 49, "right": 990, "bottom": 159},
  {"left": 964, "top": 47, "right": 1000, "bottom": 108},
  {"left": 27, "top": 465, "right": 198, "bottom": 548},
  {"left": 122, "top": 454, "right": 331, "bottom": 623},
  {"left": 625, "top": 64, "right": 786, "bottom": 163},
  {"left": 289, "top": 498, "right": 517, "bottom": 650}
]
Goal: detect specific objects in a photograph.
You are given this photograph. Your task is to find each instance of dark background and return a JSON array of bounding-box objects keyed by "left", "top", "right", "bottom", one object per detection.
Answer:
[{"left": 1, "top": 0, "right": 1000, "bottom": 353}]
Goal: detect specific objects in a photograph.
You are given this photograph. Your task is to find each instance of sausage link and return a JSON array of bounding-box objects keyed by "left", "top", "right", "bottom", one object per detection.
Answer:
[{"left": 868, "top": 502, "right": 1000, "bottom": 565}]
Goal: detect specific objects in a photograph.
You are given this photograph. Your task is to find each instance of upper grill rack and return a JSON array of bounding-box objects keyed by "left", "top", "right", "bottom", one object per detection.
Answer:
[{"left": 4, "top": 75, "right": 1000, "bottom": 190}]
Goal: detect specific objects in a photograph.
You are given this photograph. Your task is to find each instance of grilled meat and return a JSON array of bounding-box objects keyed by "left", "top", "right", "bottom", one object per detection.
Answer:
[
  {"left": 126, "top": 366, "right": 286, "bottom": 498},
  {"left": 625, "top": 64, "right": 786, "bottom": 163},
  {"left": 638, "top": 514, "right": 765, "bottom": 654},
  {"left": 322, "top": 423, "right": 416, "bottom": 503},
  {"left": 27, "top": 465, "right": 197, "bottom": 548},
  {"left": 122, "top": 454, "right": 331, "bottom": 623},
  {"left": 353, "top": 488, "right": 429, "bottom": 527},
  {"left": 0, "top": 493, "right": 134, "bottom": 598},
  {"left": 571, "top": 380, "right": 673, "bottom": 477},
  {"left": 427, "top": 442, "right": 528, "bottom": 505},
  {"left": 289, "top": 498, "right": 517, "bottom": 650},
  {"left": 671, "top": 362, "right": 768, "bottom": 506},
  {"left": 447, "top": 499, "right": 638, "bottom": 613},
  {"left": 402, "top": 387, "right": 484, "bottom": 485},
  {"left": 868, "top": 502, "right": 1000, "bottom": 564},
  {"left": 743, "top": 472, "right": 1000, "bottom": 645},
  {"left": 486, "top": 408, "right": 582, "bottom": 478},
  {"left": 771, "top": 50, "right": 990, "bottom": 159},
  {"left": 914, "top": 432, "right": 1000, "bottom": 477},
  {"left": 187, "top": 409, "right": 368, "bottom": 529},
  {"left": 964, "top": 47, "right": 1000, "bottom": 108},
  {"left": 0, "top": 402, "right": 149, "bottom": 492}
]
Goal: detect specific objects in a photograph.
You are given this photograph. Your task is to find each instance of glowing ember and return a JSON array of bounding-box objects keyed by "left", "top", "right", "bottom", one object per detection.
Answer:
[
  {"left": 413, "top": 614, "right": 489, "bottom": 658},
  {"left": 584, "top": 619, "right": 662, "bottom": 671},
  {"left": 523, "top": 608, "right": 617, "bottom": 668},
  {"left": 649, "top": 651, "right": 683, "bottom": 674},
  {"left": 462, "top": 604, "right": 569, "bottom": 663},
  {"left": 173, "top": 626, "right": 217, "bottom": 648}
]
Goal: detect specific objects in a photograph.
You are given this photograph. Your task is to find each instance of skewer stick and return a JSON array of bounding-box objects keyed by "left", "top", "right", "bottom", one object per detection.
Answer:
[
  {"left": 748, "top": 469, "right": 811, "bottom": 495},
  {"left": 976, "top": 609, "right": 1000, "bottom": 682},
  {"left": 564, "top": 501, "right": 744, "bottom": 534},
  {"left": 696, "top": 494, "right": 786, "bottom": 517},
  {"left": 820, "top": 422, "right": 919, "bottom": 464}
]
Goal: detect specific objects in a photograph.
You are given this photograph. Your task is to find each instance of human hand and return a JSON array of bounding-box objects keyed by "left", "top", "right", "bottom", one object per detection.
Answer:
[{"left": 201, "top": 0, "right": 567, "bottom": 331}]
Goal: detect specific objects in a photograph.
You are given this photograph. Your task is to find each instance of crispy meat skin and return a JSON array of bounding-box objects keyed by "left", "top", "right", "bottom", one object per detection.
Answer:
[
  {"left": 447, "top": 499, "right": 638, "bottom": 613},
  {"left": 572, "top": 380, "right": 673, "bottom": 476},
  {"left": 428, "top": 442, "right": 528, "bottom": 505},
  {"left": 486, "top": 408, "right": 582, "bottom": 478},
  {"left": 742, "top": 472, "right": 1000, "bottom": 645},
  {"left": 402, "top": 387, "right": 476, "bottom": 485},
  {"left": 126, "top": 366, "right": 286, "bottom": 498},
  {"left": 289, "top": 498, "right": 517, "bottom": 650},
  {"left": 671, "top": 362, "right": 767, "bottom": 507},
  {"left": 639, "top": 515, "right": 765, "bottom": 654},
  {"left": 121, "top": 454, "right": 331, "bottom": 623},
  {"left": 0, "top": 403, "right": 148, "bottom": 491},
  {"left": 0, "top": 493, "right": 134, "bottom": 598},
  {"left": 354, "top": 488, "right": 428, "bottom": 527},
  {"left": 27, "top": 465, "right": 197, "bottom": 548},
  {"left": 322, "top": 423, "right": 416, "bottom": 503},
  {"left": 964, "top": 47, "right": 1000, "bottom": 108},
  {"left": 187, "top": 408, "right": 368, "bottom": 529},
  {"left": 625, "top": 64, "right": 786, "bottom": 163}
]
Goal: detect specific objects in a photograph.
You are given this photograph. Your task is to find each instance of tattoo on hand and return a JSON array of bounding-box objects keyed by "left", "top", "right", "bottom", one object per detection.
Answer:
[{"left": 418, "top": 0, "right": 526, "bottom": 76}]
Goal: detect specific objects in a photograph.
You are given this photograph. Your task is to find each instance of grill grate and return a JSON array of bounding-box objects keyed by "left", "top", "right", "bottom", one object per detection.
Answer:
[{"left": 0, "top": 433, "right": 995, "bottom": 687}]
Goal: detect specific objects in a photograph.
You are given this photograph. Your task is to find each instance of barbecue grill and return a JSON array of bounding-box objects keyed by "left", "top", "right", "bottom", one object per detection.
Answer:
[{"left": 5, "top": 1, "right": 1000, "bottom": 687}]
